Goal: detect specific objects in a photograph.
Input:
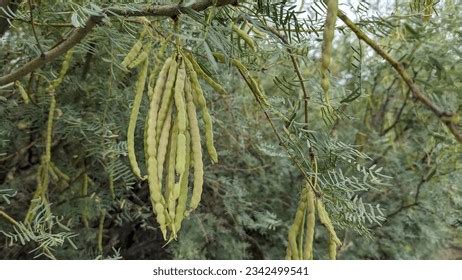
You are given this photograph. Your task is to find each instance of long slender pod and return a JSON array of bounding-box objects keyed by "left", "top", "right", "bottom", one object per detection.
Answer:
[
  {"left": 157, "top": 105, "right": 173, "bottom": 187},
  {"left": 286, "top": 188, "right": 307, "bottom": 260},
  {"left": 14, "top": 81, "right": 30, "bottom": 104},
  {"left": 174, "top": 129, "right": 191, "bottom": 233},
  {"left": 25, "top": 50, "right": 73, "bottom": 223},
  {"left": 303, "top": 185, "right": 316, "bottom": 259},
  {"left": 184, "top": 52, "right": 227, "bottom": 96},
  {"left": 316, "top": 199, "right": 342, "bottom": 260},
  {"left": 173, "top": 60, "right": 187, "bottom": 174},
  {"left": 182, "top": 53, "right": 218, "bottom": 163},
  {"left": 185, "top": 80, "right": 203, "bottom": 212},
  {"left": 156, "top": 58, "right": 178, "bottom": 142},
  {"left": 127, "top": 58, "right": 149, "bottom": 180},
  {"left": 320, "top": 0, "right": 338, "bottom": 107},
  {"left": 166, "top": 120, "right": 178, "bottom": 229},
  {"left": 144, "top": 58, "right": 173, "bottom": 163},
  {"left": 232, "top": 23, "right": 257, "bottom": 51},
  {"left": 146, "top": 58, "right": 174, "bottom": 240},
  {"left": 121, "top": 29, "right": 146, "bottom": 68}
]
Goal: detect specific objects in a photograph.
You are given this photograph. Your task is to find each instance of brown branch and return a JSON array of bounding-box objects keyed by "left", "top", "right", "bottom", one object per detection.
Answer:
[
  {"left": 0, "top": 0, "right": 238, "bottom": 86},
  {"left": 338, "top": 11, "right": 462, "bottom": 143}
]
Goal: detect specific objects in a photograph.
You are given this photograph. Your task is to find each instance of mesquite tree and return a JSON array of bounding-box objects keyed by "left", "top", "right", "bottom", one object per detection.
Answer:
[{"left": 0, "top": 0, "right": 461, "bottom": 259}]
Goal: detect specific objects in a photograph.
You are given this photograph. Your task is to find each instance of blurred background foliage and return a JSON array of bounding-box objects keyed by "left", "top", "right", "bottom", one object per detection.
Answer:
[{"left": 0, "top": 0, "right": 461, "bottom": 259}]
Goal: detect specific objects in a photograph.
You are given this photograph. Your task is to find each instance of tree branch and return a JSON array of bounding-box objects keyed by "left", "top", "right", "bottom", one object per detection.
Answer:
[
  {"left": 0, "top": 0, "right": 238, "bottom": 86},
  {"left": 338, "top": 11, "right": 462, "bottom": 143}
]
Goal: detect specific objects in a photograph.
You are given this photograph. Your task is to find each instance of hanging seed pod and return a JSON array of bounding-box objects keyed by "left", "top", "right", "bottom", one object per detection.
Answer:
[
  {"left": 320, "top": 0, "right": 338, "bottom": 107},
  {"left": 182, "top": 53, "right": 218, "bottom": 163},
  {"left": 316, "top": 198, "right": 341, "bottom": 260},
  {"left": 232, "top": 23, "right": 257, "bottom": 52},
  {"left": 184, "top": 52, "right": 227, "bottom": 96},
  {"left": 157, "top": 105, "right": 173, "bottom": 186},
  {"left": 185, "top": 80, "right": 203, "bottom": 212},
  {"left": 303, "top": 185, "right": 316, "bottom": 260},
  {"left": 166, "top": 119, "right": 178, "bottom": 223},
  {"left": 50, "top": 162, "right": 70, "bottom": 182},
  {"left": 25, "top": 50, "right": 73, "bottom": 224},
  {"left": 48, "top": 50, "right": 74, "bottom": 92},
  {"left": 286, "top": 188, "right": 307, "bottom": 260},
  {"left": 126, "top": 48, "right": 150, "bottom": 69},
  {"left": 122, "top": 41, "right": 143, "bottom": 68},
  {"left": 145, "top": 58, "right": 173, "bottom": 161},
  {"left": 156, "top": 58, "right": 178, "bottom": 142},
  {"left": 14, "top": 81, "right": 30, "bottom": 104},
  {"left": 174, "top": 129, "right": 190, "bottom": 232},
  {"left": 44, "top": 96, "right": 56, "bottom": 163},
  {"left": 121, "top": 29, "right": 146, "bottom": 68},
  {"left": 173, "top": 60, "right": 188, "bottom": 174},
  {"left": 146, "top": 59, "right": 174, "bottom": 240},
  {"left": 154, "top": 201, "right": 167, "bottom": 239},
  {"left": 127, "top": 58, "right": 149, "bottom": 180},
  {"left": 229, "top": 57, "right": 269, "bottom": 108}
]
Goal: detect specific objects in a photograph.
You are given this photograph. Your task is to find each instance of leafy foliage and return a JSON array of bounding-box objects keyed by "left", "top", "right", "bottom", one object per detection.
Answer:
[{"left": 0, "top": 0, "right": 461, "bottom": 260}]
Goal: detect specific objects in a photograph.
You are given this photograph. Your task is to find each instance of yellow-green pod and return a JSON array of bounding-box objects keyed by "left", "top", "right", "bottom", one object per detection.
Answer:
[
  {"left": 303, "top": 185, "right": 316, "bottom": 260},
  {"left": 175, "top": 134, "right": 187, "bottom": 174},
  {"left": 185, "top": 83, "right": 203, "bottom": 212},
  {"left": 127, "top": 59, "right": 148, "bottom": 180},
  {"left": 166, "top": 120, "right": 178, "bottom": 222},
  {"left": 316, "top": 198, "right": 342, "bottom": 260},
  {"left": 202, "top": 111, "right": 218, "bottom": 163},
  {"left": 154, "top": 201, "right": 167, "bottom": 239},
  {"left": 183, "top": 54, "right": 218, "bottom": 163},
  {"left": 44, "top": 95, "right": 56, "bottom": 163},
  {"left": 174, "top": 61, "right": 187, "bottom": 133},
  {"left": 122, "top": 40, "right": 142, "bottom": 68},
  {"left": 174, "top": 130, "right": 191, "bottom": 232},
  {"left": 146, "top": 59, "right": 173, "bottom": 239},
  {"left": 156, "top": 58, "right": 178, "bottom": 142},
  {"left": 14, "top": 81, "right": 30, "bottom": 104},
  {"left": 230, "top": 58, "right": 269, "bottom": 108},
  {"left": 127, "top": 49, "right": 149, "bottom": 69},
  {"left": 50, "top": 162, "right": 70, "bottom": 182},
  {"left": 48, "top": 50, "right": 74, "bottom": 92},
  {"left": 157, "top": 105, "right": 173, "bottom": 186},
  {"left": 145, "top": 58, "right": 173, "bottom": 161},
  {"left": 232, "top": 23, "right": 257, "bottom": 52},
  {"left": 182, "top": 54, "right": 205, "bottom": 107},
  {"left": 121, "top": 29, "right": 146, "bottom": 68},
  {"left": 320, "top": 0, "right": 338, "bottom": 107},
  {"left": 174, "top": 60, "right": 188, "bottom": 174},
  {"left": 287, "top": 189, "right": 307, "bottom": 260},
  {"left": 184, "top": 52, "right": 227, "bottom": 96}
]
